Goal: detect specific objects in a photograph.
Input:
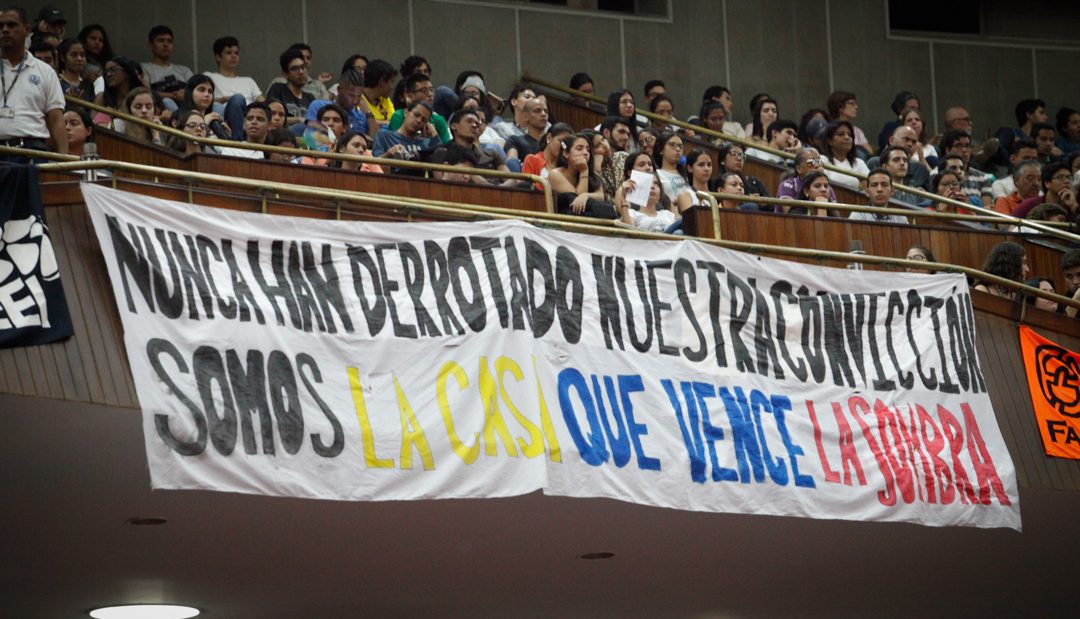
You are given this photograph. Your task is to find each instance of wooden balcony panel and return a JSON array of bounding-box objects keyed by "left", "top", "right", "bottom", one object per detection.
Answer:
[
  {"left": 685, "top": 208, "right": 1074, "bottom": 289},
  {"left": 95, "top": 128, "right": 192, "bottom": 172},
  {"left": 1, "top": 201, "right": 137, "bottom": 407}
]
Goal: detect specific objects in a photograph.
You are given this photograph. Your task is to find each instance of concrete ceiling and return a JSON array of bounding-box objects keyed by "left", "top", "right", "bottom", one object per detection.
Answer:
[{"left": 2, "top": 393, "right": 1077, "bottom": 618}]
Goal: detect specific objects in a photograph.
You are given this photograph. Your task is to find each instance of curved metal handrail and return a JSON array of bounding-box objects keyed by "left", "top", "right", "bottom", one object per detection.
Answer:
[
  {"left": 65, "top": 96, "right": 557, "bottom": 214},
  {"left": 24, "top": 154, "right": 1080, "bottom": 314}
]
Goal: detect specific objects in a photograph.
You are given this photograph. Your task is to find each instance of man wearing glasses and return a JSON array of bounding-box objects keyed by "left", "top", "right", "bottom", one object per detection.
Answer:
[
  {"left": 776, "top": 148, "right": 837, "bottom": 202},
  {"left": 1013, "top": 162, "right": 1078, "bottom": 219},
  {"left": 387, "top": 73, "right": 450, "bottom": 143},
  {"left": 266, "top": 49, "right": 316, "bottom": 128}
]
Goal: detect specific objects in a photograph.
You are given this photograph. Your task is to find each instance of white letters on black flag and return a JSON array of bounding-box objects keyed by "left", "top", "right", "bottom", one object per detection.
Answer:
[{"left": 83, "top": 183, "right": 1021, "bottom": 530}]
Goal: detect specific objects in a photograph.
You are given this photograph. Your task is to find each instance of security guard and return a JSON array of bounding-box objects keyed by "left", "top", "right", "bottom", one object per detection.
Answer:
[{"left": 0, "top": 6, "right": 66, "bottom": 159}]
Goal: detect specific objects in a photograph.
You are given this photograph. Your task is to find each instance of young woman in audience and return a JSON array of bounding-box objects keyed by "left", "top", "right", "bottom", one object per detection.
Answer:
[
  {"left": 747, "top": 97, "right": 778, "bottom": 145},
  {"left": 676, "top": 149, "right": 713, "bottom": 212},
  {"left": 57, "top": 39, "right": 93, "bottom": 100},
  {"left": 182, "top": 75, "right": 228, "bottom": 138},
  {"left": 649, "top": 94, "right": 675, "bottom": 132},
  {"left": 548, "top": 133, "right": 615, "bottom": 218},
  {"left": 614, "top": 154, "right": 677, "bottom": 230},
  {"left": 167, "top": 109, "right": 218, "bottom": 156},
  {"left": 821, "top": 120, "right": 869, "bottom": 189},
  {"left": 827, "top": 91, "right": 873, "bottom": 157},
  {"left": 263, "top": 129, "right": 301, "bottom": 163},
  {"left": 713, "top": 172, "right": 760, "bottom": 211},
  {"left": 77, "top": 24, "right": 113, "bottom": 79},
  {"left": 607, "top": 89, "right": 638, "bottom": 124},
  {"left": 931, "top": 170, "right": 967, "bottom": 213},
  {"left": 793, "top": 170, "right": 835, "bottom": 217},
  {"left": 654, "top": 131, "right": 691, "bottom": 202},
  {"left": 94, "top": 57, "right": 142, "bottom": 120},
  {"left": 522, "top": 123, "right": 574, "bottom": 186},
  {"left": 697, "top": 102, "right": 728, "bottom": 145},
  {"left": 617, "top": 172, "right": 679, "bottom": 233},
  {"left": 1025, "top": 278, "right": 1060, "bottom": 313},
  {"left": 331, "top": 131, "right": 385, "bottom": 174},
  {"left": 973, "top": 242, "right": 1029, "bottom": 298},
  {"left": 713, "top": 143, "right": 770, "bottom": 199},
  {"left": 585, "top": 130, "right": 617, "bottom": 202},
  {"left": 63, "top": 108, "right": 95, "bottom": 157},
  {"left": 267, "top": 100, "right": 287, "bottom": 131},
  {"left": 116, "top": 87, "right": 163, "bottom": 145},
  {"left": 901, "top": 108, "right": 938, "bottom": 169},
  {"left": 904, "top": 244, "right": 936, "bottom": 274}
]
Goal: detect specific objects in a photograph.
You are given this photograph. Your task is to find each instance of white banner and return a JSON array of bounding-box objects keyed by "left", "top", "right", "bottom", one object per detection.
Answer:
[{"left": 83, "top": 184, "right": 1021, "bottom": 530}]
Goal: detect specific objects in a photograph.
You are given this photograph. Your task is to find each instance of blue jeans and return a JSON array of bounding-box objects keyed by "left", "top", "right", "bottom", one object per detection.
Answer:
[{"left": 218, "top": 94, "right": 248, "bottom": 140}]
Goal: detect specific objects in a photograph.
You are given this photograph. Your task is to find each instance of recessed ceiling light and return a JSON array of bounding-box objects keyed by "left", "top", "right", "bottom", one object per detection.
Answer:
[
  {"left": 579, "top": 552, "right": 616, "bottom": 560},
  {"left": 126, "top": 517, "right": 168, "bottom": 526},
  {"left": 89, "top": 604, "right": 199, "bottom": 619}
]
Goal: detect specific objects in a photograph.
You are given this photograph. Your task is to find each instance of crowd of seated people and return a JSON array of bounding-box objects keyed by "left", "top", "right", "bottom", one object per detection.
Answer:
[{"left": 9, "top": 6, "right": 1080, "bottom": 266}]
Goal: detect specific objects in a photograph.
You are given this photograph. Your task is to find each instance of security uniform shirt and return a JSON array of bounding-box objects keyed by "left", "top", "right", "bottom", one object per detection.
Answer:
[{"left": 0, "top": 52, "right": 65, "bottom": 140}]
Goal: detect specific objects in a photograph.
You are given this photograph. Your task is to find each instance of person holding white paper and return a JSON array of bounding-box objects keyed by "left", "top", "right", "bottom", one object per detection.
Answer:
[
  {"left": 613, "top": 151, "right": 657, "bottom": 209},
  {"left": 618, "top": 172, "right": 677, "bottom": 233}
]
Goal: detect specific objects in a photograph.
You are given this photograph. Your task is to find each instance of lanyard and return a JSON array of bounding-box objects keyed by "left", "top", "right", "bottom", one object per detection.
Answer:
[{"left": 1, "top": 53, "right": 28, "bottom": 108}]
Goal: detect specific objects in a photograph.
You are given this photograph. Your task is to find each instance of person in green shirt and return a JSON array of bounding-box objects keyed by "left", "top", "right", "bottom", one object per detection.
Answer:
[{"left": 387, "top": 73, "right": 451, "bottom": 144}]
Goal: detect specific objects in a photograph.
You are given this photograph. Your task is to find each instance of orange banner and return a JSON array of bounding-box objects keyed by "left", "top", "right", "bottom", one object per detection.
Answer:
[{"left": 1020, "top": 326, "right": 1080, "bottom": 459}]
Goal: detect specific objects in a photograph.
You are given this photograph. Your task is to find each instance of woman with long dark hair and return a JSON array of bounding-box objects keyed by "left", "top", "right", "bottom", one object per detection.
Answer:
[
  {"left": 57, "top": 38, "right": 93, "bottom": 100},
  {"left": 747, "top": 96, "right": 778, "bottom": 145},
  {"left": 548, "top": 132, "right": 615, "bottom": 218},
  {"left": 93, "top": 56, "right": 142, "bottom": 112},
  {"left": 77, "top": 24, "right": 114, "bottom": 79},
  {"left": 973, "top": 242, "right": 1028, "bottom": 298},
  {"left": 653, "top": 131, "right": 690, "bottom": 203},
  {"left": 821, "top": 120, "right": 869, "bottom": 189}
]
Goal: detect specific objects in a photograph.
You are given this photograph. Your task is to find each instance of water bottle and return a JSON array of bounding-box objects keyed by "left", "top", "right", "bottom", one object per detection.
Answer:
[
  {"left": 207, "top": 119, "right": 230, "bottom": 139},
  {"left": 847, "top": 239, "right": 865, "bottom": 270},
  {"left": 81, "top": 142, "right": 100, "bottom": 182}
]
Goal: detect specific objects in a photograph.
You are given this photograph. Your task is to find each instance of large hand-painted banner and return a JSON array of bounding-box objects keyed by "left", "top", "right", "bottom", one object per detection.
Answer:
[{"left": 83, "top": 184, "right": 1020, "bottom": 530}]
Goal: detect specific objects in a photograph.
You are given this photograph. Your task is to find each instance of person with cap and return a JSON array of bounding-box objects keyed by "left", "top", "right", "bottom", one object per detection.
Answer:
[
  {"left": 0, "top": 5, "right": 66, "bottom": 159},
  {"left": 34, "top": 4, "right": 63, "bottom": 38}
]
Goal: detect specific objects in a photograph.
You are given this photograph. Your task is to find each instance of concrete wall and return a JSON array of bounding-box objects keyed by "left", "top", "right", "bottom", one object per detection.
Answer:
[{"left": 46, "top": 0, "right": 1080, "bottom": 139}]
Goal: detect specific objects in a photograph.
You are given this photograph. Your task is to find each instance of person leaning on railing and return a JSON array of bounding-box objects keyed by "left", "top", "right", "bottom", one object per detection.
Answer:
[
  {"left": 973, "top": 241, "right": 1029, "bottom": 299},
  {"left": 548, "top": 132, "right": 616, "bottom": 219},
  {"left": 166, "top": 109, "right": 219, "bottom": 156},
  {"left": 676, "top": 149, "right": 713, "bottom": 212},
  {"left": 329, "top": 131, "right": 383, "bottom": 174},
  {"left": 713, "top": 142, "right": 770, "bottom": 201},
  {"left": 792, "top": 170, "right": 835, "bottom": 218}
]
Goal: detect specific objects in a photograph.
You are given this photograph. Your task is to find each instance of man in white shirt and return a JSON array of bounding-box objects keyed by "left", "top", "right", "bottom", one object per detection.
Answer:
[
  {"left": 141, "top": 25, "right": 193, "bottom": 114},
  {"left": 204, "top": 36, "right": 263, "bottom": 140},
  {"left": 216, "top": 101, "right": 271, "bottom": 159},
  {"left": 0, "top": 6, "right": 65, "bottom": 160}
]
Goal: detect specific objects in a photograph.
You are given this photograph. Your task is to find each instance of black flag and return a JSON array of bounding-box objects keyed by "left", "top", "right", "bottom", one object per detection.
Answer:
[{"left": 0, "top": 165, "right": 73, "bottom": 348}]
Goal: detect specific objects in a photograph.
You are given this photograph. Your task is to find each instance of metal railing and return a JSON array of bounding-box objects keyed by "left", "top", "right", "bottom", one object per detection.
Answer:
[
  {"left": 10, "top": 148, "right": 610, "bottom": 230},
  {"left": 65, "top": 96, "right": 557, "bottom": 214},
  {"left": 21, "top": 155, "right": 1080, "bottom": 315},
  {"left": 707, "top": 191, "right": 1080, "bottom": 243}
]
